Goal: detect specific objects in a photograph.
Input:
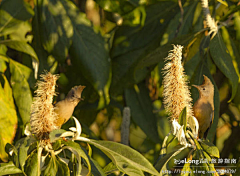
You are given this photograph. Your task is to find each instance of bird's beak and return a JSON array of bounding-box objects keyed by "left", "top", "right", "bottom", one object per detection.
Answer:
[
  {"left": 192, "top": 85, "right": 200, "bottom": 90},
  {"left": 79, "top": 97, "right": 84, "bottom": 101}
]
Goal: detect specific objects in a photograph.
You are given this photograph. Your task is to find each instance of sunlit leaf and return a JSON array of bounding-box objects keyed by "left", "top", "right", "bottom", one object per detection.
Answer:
[
  {"left": 155, "top": 146, "right": 187, "bottom": 174},
  {"left": 9, "top": 59, "right": 32, "bottom": 125},
  {"left": 200, "top": 141, "right": 219, "bottom": 158},
  {"left": 43, "top": 156, "right": 58, "bottom": 176},
  {"left": 62, "top": 0, "right": 111, "bottom": 108},
  {"left": 0, "top": 74, "right": 18, "bottom": 162},
  {"left": 56, "top": 156, "right": 70, "bottom": 176},
  {"left": 62, "top": 140, "right": 91, "bottom": 176},
  {"left": 36, "top": 0, "right": 73, "bottom": 62},
  {"left": 14, "top": 136, "right": 36, "bottom": 172},
  {"left": 0, "top": 161, "right": 22, "bottom": 175},
  {"left": 217, "top": 0, "right": 228, "bottom": 7},
  {"left": 178, "top": 107, "right": 187, "bottom": 133},
  {"left": 0, "top": 40, "right": 38, "bottom": 64},
  {"left": 86, "top": 139, "right": 159, "bottom": 176},
  {"left": 89, "top": 157, "right": 106, "bottom": 176},
  {"left": 0, "top": 0, "right": 34, "bottom": 36}
]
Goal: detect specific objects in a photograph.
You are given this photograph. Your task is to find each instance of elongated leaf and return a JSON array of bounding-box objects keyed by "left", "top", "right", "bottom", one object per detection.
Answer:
[
  {"left": 0, "top": 161, "right": 22, "bottom": 175},
  {"left": 177, "top": 1, "right": 198, "bottom": 36},
  {"left": 178, "top": 107, "right": 187, "bottom": 133},
  {"left": 182, "top": 158, "right": 192, "bottom": 176},
  {"left": 56, "top": 157, "right": 70, "bottom": 176},
  {"left": 62, "top": 140, "right": 91, "bottom": 175},
  {"left": 49, "top": 129, "right": 66, "bottom": 143},
  {"left": 24, "top": 151, "right": 38, "bottom": 176},
  {"left": 0, "top": 0, "right": 34, "bottom": 36},
  {"left": 0, "top": 74, "right": 18, "bottom": 162},
  {"left": 86, "top": 139, "right": 159, "bottom": 176},
  {"left": 155, "top": 146, "right": 187, "bottom": 174},
  {"left": 209, "top": 33, "right": 239, "bottom": 101},
  {"left": 32, "top": 0, "right": 52, "bottom": 74},
  {"left": 9, "top": 59, "right": 32, "bottom": 125},
  {"left": 125, "top": 83, "right": 160, "bottom": 143},
  {"left": 44, "top": 156, "right": 58, "bottom": 176},
  {"left": 0, "top": 40, "right": 38, "bottom": 63},
  {"left": 14, "top": 136, "right": 36, "bottom": 172},
  {"left": 89, "top": 158, "right": 107, "bottom": 176},
  {"left": 0, "top": 39, "right": 39, "bottom": 78},
  {"left": 37, "top": 0, "right": 73, "bottom": 62},
  {"left": 62, "top": 0, "right": 110, "bottom": 108},
  {"left": 200, "top": 141, "right": 219, "bottom": 158}
]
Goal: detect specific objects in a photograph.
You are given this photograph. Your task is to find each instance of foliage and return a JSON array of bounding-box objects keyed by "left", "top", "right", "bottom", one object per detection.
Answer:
[{"left": 0, "top": 0, "right": 240, "bottom": 175}]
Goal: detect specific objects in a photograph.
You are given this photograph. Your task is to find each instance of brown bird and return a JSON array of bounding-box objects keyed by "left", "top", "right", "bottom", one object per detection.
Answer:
[
  {"left": 54, "top": 85, "right": 85, "bottom": 128},
  {"left": 192, "top": 75, "right": 214, "bottom": 139}
]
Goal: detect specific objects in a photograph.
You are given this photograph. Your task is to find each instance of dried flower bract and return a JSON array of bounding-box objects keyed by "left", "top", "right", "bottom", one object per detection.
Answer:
[
  {"left": 30, "top": 72, "right": 59, "bottom": 140},
  {"left": 162, "top": 45, "right": 193, "bottom": 121}
]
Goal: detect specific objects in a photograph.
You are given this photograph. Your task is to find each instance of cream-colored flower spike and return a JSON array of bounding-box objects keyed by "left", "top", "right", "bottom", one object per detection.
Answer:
[
  {"left": 201, "top": 0, "right": 218, "bottom": 36},
  {"left": 30, "top": 72, "right": 59, "bottom": 140},
  {"left": 162, "top": 45, "right": 193, "bottom": 121}
]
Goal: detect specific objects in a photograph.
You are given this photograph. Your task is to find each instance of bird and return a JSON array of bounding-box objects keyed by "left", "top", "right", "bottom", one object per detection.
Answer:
[
  {"left": 54, "top": 85, "right": 85, "bottom": 128},
  {"left": 192, "top": 75, "right": 214, "bottom": 139}
]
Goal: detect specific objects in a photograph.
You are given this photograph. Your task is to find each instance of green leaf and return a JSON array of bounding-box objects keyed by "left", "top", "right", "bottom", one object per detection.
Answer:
[
  {"left": 0, "top": 55, "right": 7, "bottom": 72},
  {"left": 62, "top": 140, "right": 91, "bottom": 176},
  {"left": 49, "top": 129, "right": 66, "bottom": 143},
  {"left": 185, "top": 51, "right": 202, "bottom": 79},
  {"left": 103, "top": 162, "right": 117, "bottom": 175},
  {"left": 0, "top": 74, "right": 18, "bottom": 162},
  {"left": 0, "top": 161, "right": 22, "bottom": 175},
  {"left": 177, "top": 1, "right": 198, "bottom": 36},
  {"left": 125, "top": 83, "right": 160, "bottom": 143},
  {"left": 9, "top": 21, "right": 32, "bottom": 42},
  {"left": 9, "top": 59, "right": 32, "bottom": 125},
  {"left": 200, "top": 141, "right": 219, "bottom": 158},
  {"left": 56, "top": 156, "right": 70, "bottom": 176},
  {"left": 62, "top": 0, "right": 110, "bottom": 108},
  {"left": 178, "top": 107, "right": 187, "bottom": 133},
  {"left": 182, "top": 159, "right": 192, "bottom": 176},
  {"left": 24, "top": 151, "right": 38, "bottom": 176},
  {"left": 154, "top": 146, "right": 186, "bottom": 174},
  {"left": 217, "top": 0, "right": 228, "bottom": 7},
  {"left": 0, "top": 0, "right": 34, "bottom": 36},
  {"left": 44, "top": 155, "right": 58, "bottom": 176},
  {"left": 89, "top": 157, "right": 107, "bottom": 176},
  {"left": 0, "top": 40, "right": 39, "bottom": 64},
  {"left": 36, "top": 0, "right": 73, "bottom": 62},
  {"left": 86, "top": 139, "right": 159, "bottom": 176},
  {"left": 209, "top": 33, "right": 239, "bottom": 101},
  {"left": 14, "top": 136, "right": 36, "bottom": 172}
]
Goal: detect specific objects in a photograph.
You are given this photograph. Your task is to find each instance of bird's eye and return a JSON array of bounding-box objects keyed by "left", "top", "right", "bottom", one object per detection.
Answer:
[{"left": 203, "top": 88, "right": 205, "bottom": 90}]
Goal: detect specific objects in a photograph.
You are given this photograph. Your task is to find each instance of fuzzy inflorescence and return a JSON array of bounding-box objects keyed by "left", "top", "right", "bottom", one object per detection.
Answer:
[
  {"left": 162, "top": 45, "right": 193, "bottom": 121},
  {"left": 201, "top": 0, "right": 218, "bottom": 34},
  {"left": 30, "top": 72, "right": 59, "bottom": 140}
]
